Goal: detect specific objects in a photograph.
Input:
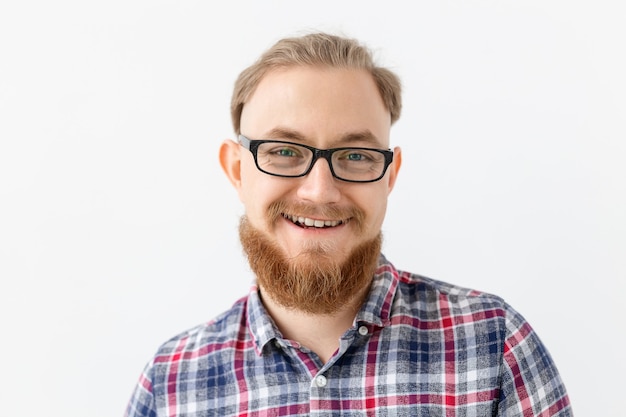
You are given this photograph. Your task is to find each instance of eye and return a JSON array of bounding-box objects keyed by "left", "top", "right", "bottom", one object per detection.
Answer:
[
  {"left": 276, "top": 147, "right": 298, "bottom": 157},
  {"left": 336, "top": 149, "right": 378, "bottom": 162},
  {"left": 264, "top": 145, "right": 304, "bottom": 158},
  {"left": 346, "top": 152, "right": 365, "bottom": 161}
]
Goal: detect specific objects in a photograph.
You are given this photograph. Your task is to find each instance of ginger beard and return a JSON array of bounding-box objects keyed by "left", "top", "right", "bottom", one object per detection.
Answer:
[{"left": 238, "top": 202, "right": 382, "bottom": 315}]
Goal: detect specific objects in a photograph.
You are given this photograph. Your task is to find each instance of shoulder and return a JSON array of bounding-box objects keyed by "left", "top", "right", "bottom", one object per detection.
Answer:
[
  {"left": 150, "top": 295, "right": 250, "bottom": 362},
  {"left": 125, "top": 296, "right": 252, "bottom": 416},
  {"left": 385, "top": 263, "right": 573, "bottom": 414},
  {"left": 392, "top": 266, "right": 511, "bottom": 316},
  {"left": 386, "top": 264, "right": 543, "bottom": 342}
]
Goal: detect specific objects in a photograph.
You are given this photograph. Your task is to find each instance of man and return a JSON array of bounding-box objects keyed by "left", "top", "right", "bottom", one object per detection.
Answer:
[{"left": 125, "top": 32, "right": 572, "bottom": 416}]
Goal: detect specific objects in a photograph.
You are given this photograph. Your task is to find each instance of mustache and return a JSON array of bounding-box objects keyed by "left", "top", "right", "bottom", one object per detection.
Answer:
[{"left": 267, "top": 200, "right": 366, "bottom": 230}]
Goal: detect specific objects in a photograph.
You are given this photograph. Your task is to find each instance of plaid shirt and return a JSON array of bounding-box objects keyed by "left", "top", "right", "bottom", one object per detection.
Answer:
[{"left": 125, "top": 255, "right": 572, "bottom": 416}]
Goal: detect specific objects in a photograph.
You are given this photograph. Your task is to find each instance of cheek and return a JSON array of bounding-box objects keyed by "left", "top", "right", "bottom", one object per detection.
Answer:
[
  {"left": 362, "top": 190, "right": 389, "bottom": 228},
  {"left": 240, "top": 160, "right": 266, "bottom": 200},
  {"left": 241, "top": 181, "right": 266, "bottom": 216},
  {"left": 240, "top": 171, "right": 284, "bottom": 220},
  {"left": 372, "top": 202, "right": 388, "bottom": 227}
]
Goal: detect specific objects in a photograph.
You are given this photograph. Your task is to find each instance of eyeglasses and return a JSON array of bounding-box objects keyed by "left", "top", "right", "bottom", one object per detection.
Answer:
[{"left": 239, "top": 135, "right": 394, "bottom": 183}]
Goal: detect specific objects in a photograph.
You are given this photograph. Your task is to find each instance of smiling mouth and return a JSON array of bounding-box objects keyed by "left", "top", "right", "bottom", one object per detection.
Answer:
[{"left": 282, "top": 213, "right": 349, "bottom": 229}]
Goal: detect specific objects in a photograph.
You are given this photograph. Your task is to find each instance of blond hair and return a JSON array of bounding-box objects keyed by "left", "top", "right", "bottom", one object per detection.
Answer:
[{"left": 231, "top": 32, "right": 402, "bottom": 134}]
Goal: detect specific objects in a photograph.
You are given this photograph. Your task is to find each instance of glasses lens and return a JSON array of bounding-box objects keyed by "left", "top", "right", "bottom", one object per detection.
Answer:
[
  {"left": 332, "top": 148, "right": 387, "bottom": 181},
  {"left": 256, "top": 142, "right": 313, "bottom": 176}
]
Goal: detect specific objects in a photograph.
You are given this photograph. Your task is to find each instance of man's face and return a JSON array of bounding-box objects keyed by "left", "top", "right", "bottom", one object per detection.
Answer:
[{"left": 223, "top": 66, "right": 401, "bottom": 268}]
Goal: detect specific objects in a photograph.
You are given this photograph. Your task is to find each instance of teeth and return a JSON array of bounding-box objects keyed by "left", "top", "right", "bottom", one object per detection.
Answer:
[{"left": 284, "top": 214, "right": 344, "bottom": 228}]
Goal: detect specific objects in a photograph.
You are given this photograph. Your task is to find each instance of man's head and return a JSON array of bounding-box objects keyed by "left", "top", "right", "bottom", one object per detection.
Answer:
[{"left": 220, "top": 32, "right": 403, "bottom": 314}]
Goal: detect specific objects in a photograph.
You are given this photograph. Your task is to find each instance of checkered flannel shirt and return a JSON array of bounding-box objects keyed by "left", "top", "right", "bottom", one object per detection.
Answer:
[{"left": 125, "top": 255, "right": 572, "bottom": 416}]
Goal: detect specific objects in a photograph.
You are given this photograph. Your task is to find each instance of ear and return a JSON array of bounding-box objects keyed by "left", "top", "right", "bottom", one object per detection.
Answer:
[
  {"left": 219, "top": 139, "right": 243, "bottom": 193},
  {"left": 386, "top": 146, "right": 402, "bottom": 194}
]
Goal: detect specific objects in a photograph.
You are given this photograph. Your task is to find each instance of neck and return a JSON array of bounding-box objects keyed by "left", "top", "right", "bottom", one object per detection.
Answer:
[{"left": 259, "top": 284, "right": 368, "bottom": 364}]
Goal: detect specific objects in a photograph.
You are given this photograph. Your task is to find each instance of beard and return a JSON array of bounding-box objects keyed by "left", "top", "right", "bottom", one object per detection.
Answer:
[{"left": 238, "top": 206, "right": 382, "bottom": 315}]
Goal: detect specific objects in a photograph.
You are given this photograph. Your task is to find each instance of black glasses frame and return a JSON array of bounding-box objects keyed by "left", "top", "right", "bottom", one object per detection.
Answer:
[{"left": 238, "top": 135, "right": 394, "bottom": 183}]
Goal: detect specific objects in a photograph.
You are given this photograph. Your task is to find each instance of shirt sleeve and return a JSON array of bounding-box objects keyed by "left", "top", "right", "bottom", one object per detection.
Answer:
[
  {"left": 497, "top": 303, "right": 573, "bottom": 416},
  {"left": 125, "top": 361, "right": 158, "bottom": 417}
]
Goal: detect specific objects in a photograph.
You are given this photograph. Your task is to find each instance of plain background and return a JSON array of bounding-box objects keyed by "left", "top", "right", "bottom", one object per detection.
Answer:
[{"left": 1, "top": 1, "right": 624, "bottom": 416}]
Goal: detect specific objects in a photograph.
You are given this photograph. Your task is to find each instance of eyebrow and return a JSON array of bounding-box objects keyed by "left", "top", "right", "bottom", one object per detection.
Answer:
[{"left": 263, "top": 127, "right": 383, "bottom": 147}]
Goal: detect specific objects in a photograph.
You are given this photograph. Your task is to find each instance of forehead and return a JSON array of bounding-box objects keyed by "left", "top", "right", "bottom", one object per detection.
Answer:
[{"left": 240, "top": 66, "right": 391, "bottom": 147}]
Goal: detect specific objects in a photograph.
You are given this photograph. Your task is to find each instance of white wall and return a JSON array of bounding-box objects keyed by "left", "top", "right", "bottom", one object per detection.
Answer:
[{"left": 1, "top": 1, "right": 624, "bottom": 416}]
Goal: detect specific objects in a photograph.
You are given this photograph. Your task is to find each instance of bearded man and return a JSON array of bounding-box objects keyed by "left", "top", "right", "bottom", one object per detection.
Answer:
[{"left": 125, "top": 32, "right": 572, "bottom": 416}]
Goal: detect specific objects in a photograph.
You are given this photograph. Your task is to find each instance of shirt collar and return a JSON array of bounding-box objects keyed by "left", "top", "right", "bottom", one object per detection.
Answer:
[
  {"left": 246, "top": 254, "right": 399, "bottom": 355},
  {"left": 245, "top": 285, "right": 279, "bottom": 355},
  {"left": 355, "top": 254, "right": 398, "bottom": 327}
]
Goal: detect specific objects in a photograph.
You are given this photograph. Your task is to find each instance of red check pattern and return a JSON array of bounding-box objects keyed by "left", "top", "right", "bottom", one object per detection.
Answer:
[{"left": 125, "top": 255, "right": 572, "bottom": 416}]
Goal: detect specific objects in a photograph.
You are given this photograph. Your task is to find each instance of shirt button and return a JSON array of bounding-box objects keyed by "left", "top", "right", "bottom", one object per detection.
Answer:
[
  {"left": 315, "top": 375, "right": 327, "bottom": 387},
  {"left": 358, "top": 325, "right": 369, "bottom": 336}
]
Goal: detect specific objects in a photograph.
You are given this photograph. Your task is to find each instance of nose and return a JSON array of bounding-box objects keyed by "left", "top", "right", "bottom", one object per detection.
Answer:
[{"left": 296, "top": 158, "right": 342, "bottom": 204}]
